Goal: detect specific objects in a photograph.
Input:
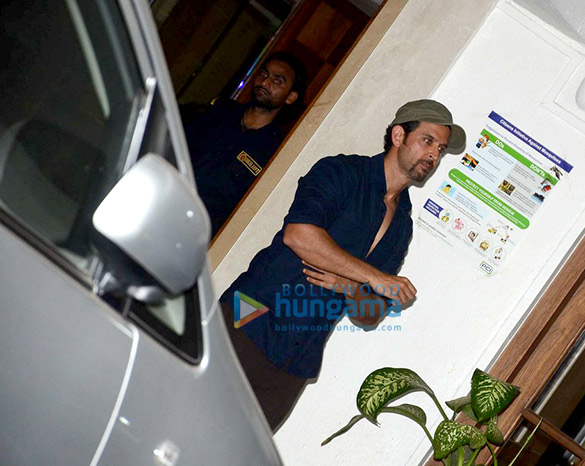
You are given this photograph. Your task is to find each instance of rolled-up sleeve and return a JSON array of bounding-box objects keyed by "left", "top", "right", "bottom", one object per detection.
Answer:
[{"left": 284, "top": 155, "right": 354, "bottom": 229}]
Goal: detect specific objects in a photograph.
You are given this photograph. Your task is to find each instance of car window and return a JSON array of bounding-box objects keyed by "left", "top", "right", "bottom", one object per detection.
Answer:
[
  {"left": 0, "top": 0, "right": 143, "bottom": 272},
  {"left": 0, "top": 0, "right": 203, "bottom": 364},
  {"left": 129, "top": 287, "right": 203, "bottom": 365}
]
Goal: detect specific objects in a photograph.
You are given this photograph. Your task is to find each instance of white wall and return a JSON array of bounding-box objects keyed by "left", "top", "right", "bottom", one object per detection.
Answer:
[
  {"left": 214, "top": 0, "right": 585, "bottom": 465},
  {"left": 515, "top": 0, "right": 585, "bottom": 42}
]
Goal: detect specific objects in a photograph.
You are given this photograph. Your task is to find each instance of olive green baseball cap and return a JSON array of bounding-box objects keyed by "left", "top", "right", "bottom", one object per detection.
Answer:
[{"left": 391, "top": 99, "right": 466, "bottom": 153}]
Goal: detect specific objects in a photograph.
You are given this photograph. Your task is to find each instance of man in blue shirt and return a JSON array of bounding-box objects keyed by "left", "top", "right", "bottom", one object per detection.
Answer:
[
  {"left": 184, "top": 52, "right": 305, "bottom": 236},
  {"left": 221, "top": 99, "right": 466, "bottom": 431}
]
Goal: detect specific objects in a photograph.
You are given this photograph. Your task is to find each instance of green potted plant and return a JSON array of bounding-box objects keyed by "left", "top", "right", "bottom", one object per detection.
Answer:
[{"left": 322, "top": 367, "right": 539, "bottom": 466}]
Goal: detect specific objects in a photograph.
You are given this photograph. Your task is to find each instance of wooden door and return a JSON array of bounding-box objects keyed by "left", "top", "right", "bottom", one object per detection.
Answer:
[
  {"left": 154, "top": 0, "right": 290, "bottom": 107},
  {"left": 234, "top": 0, "right": 371, "bottom": 112}
]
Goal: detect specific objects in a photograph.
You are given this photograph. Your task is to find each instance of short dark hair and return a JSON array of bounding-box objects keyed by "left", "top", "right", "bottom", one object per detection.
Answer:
[
  {"left": 383, "top": 121, "right": 420, "bottom": 152},
  {"left": 264, "top": 51, "right": 307, "bottom": 103}
]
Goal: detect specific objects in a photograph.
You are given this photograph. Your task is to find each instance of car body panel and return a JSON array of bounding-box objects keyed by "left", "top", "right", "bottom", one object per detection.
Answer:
[
  {"left": 0, "top": 223, "right": 134, "bottom": 465},
  {"left": 0, "top": 0, "right": 282, "bottom": 464},
  {"left": 98, "top": 299, "right": 280, "bottom": 466}
]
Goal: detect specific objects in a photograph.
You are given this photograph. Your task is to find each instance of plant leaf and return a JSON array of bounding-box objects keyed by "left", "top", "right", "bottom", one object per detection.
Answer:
[
  {"left": 446, "top": 394, "right": 478, "bottom": 422},
  {"left": 433, "top": 421, "right": 486, "bottom": 459},
  {"left": 357, "top": 368, "right": 434, "bottom": 422},
  {"left": 380, "top": 404, "right": 427, "bottom": 429},
  {"left": 486, "top": 416, "right": 504, "bottom": 445},
  {"left": 446, "top": 395, "right": 471, "bottom": 412},
  {"left": 321, "top": 414, "right": 365, "bottom": 446},
  {"left": 471, "top": 369, "right": 520, "bottom": 422},
  {"left": 460, "top": 404, "right": 479, "bottom": 423},
  {"left": 445, "top": 445, "right": 476, "bottom": 466},
  {"left": 321, "top": 404, "right": 427, "bottom": 446}
]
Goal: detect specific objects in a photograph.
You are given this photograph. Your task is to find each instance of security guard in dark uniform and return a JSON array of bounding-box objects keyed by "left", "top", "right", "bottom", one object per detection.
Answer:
[{"left": 184, "top": 52, "right": 306, "bottom": 236}]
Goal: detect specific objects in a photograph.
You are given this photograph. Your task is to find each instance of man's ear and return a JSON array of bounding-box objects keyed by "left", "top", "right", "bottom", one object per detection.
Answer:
[
  {"left": 391, "top": 125, "right": 406, "bottom": 146},
  {"left": 285, "top": 91, "right": 298, "bottom": 105}
]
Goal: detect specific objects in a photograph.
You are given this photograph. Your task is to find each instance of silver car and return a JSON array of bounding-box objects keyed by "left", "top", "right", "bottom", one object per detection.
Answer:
[{"left": 0, "top": 0, "right": 281, "bottom": 465}]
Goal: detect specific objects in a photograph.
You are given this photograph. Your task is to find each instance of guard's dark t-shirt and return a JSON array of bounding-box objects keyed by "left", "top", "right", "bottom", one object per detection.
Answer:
[
  {"left": 221, "top": 153, "right": 413, "bottom": 378},
  {"left": 184, "top": 100, "right": 283, "bottom": 235}
]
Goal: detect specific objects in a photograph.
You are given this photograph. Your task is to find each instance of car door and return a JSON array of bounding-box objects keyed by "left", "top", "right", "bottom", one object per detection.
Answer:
[
  {"left": 0, "top": 0, "right": 149, "bottom": 463},
  {"left": 0, "top": 1, "right": 282, "bottom": 465},
  {"left": 92, "top": 1, "right": 283, "bottom": 464}
]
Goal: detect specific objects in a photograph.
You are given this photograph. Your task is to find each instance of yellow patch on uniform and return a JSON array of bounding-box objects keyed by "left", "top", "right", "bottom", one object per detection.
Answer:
[{"left": 236, "top": 151, "right": 262, "bottom": 176}]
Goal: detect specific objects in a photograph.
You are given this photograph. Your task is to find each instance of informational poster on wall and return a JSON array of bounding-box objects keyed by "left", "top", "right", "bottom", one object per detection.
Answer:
[{"left": 417, "top": 111, "right": 573, "bottom": 275}]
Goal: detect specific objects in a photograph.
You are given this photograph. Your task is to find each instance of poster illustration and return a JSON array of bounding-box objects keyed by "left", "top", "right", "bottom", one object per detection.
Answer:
[{"left": 417, "top": 111, "right": 573, "bottom": 274}]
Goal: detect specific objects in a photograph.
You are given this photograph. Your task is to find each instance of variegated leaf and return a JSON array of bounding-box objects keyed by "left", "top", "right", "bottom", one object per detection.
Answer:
[
  {"left": 486, "top": 416, "right": 504, "bottom": 445},
  {"left": 445, "top": 445, "right": 475, "bottom": 466},
  {"left": 321, "top": 403, "right": 428, "bottom": 446},
  {"left": 471, "top": 369, "right": 520, "bottom": 422},
  {"left": 446, "top": 395, "right": 471, "bottom": 412},
  {"left": 446, "top": 394, "right": 478, "bottom": 422},
  {"left": 433, "top": 421, "right": 486, "bottom": 460},
  {"left": 357, "top": 368, "right": 433, "bottom": 422},
  {"left": 380, "top": 404, "right": 427, "bottom": 429}
]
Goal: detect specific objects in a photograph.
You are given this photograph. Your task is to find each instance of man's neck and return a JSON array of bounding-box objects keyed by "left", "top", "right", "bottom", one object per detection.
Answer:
[
  {"left": 242, "top": 104, "right": 280, "bottom": 130},
  {"left": 383, "top": 150, "right": 410, "bottom": 199}
]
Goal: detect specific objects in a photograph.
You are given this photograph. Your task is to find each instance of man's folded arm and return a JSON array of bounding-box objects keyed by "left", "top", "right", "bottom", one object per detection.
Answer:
[{"left": 283, "top": 222, "right": 416, "bottom": 304}]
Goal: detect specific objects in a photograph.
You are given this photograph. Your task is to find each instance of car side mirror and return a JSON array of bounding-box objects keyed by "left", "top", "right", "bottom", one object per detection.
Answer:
[{"left": 92, "top": 154, "right": 210, "bottom": 301}]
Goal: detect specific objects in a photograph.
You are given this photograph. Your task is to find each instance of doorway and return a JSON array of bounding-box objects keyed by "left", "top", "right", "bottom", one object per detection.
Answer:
[{"left": 152, "top": 0, "right": 380, "bottom": 123}]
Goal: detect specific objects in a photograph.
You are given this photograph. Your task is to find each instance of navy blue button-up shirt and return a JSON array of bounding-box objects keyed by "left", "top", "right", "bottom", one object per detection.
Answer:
[
  {"left": 184, "top": 100, "right": 283, "bottom": 235},
  {"left": 221, "top": 152, "right": 413, "bottom": 378}
]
